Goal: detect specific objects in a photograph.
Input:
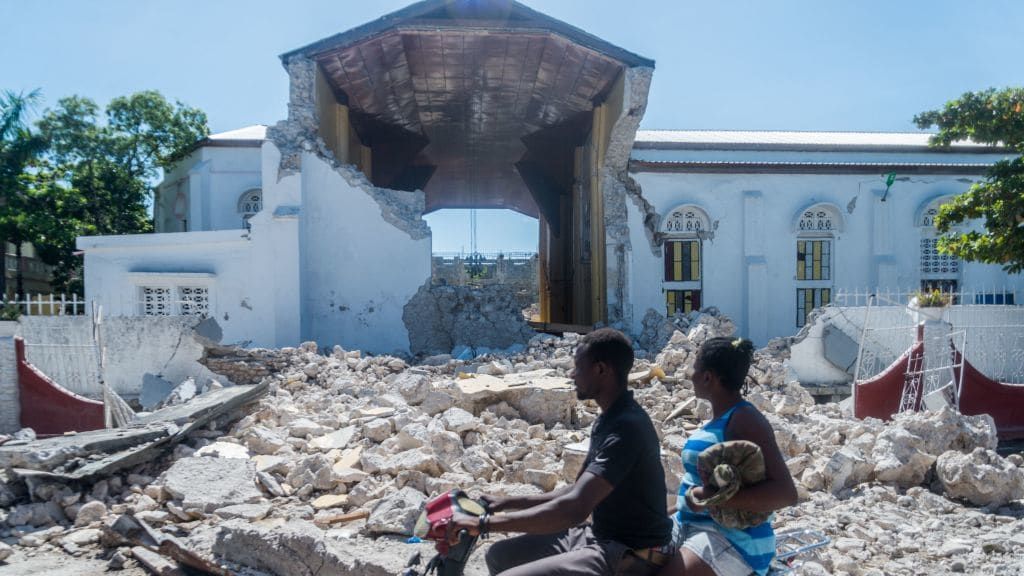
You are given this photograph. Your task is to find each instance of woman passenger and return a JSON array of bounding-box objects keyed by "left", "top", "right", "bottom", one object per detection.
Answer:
[{"left": 661, "top": 337, "right": 798, "bottom": 576}]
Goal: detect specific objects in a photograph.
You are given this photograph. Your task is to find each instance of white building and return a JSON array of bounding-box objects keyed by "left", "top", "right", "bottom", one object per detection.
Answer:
[{"left": 77, "top": 0, "right": 1021, "bottom": 355}]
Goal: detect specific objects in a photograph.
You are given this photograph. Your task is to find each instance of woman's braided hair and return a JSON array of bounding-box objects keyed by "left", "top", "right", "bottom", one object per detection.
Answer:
[{"left": 697, "top": 336, "right": 755, "bottom": 392}]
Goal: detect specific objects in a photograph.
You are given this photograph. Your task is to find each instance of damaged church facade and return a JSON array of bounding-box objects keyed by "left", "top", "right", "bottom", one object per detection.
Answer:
[{"left": 77, "top": 0, "right": 1022, "bottom": 354}]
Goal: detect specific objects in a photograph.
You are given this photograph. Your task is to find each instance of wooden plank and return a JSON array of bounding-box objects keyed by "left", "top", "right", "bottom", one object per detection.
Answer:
[
  {"left": 527, "top": 321, "right": 593, "bottom": 335},
  {"left": 314, "top": 508, "right": 371, "bottom": 527}
]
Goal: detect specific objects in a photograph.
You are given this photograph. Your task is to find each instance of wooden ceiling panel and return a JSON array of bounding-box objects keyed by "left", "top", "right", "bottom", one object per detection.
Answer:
[{"left": 314, "top": 27, "right": 624, "bottom": 213}]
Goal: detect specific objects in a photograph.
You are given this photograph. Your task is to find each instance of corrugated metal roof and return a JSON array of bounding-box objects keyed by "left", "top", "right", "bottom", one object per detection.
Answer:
[
  {"left": 633, "top": 159, "right": 992, "bottom": 167},
  {"left": 633, "top": 130, "right": 989, "bottom": 149},
  {"left": 207, "top": 125, "right": 267, "bottom": 141}
]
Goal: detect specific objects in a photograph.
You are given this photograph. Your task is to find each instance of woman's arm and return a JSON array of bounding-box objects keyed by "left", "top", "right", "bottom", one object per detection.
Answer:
[{"left": 712, "top": 405, "right": 798, "bottom": 513}]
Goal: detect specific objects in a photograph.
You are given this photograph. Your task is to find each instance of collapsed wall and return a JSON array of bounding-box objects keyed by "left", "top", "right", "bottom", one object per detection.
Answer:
[
  {"left": 600, "top": 66, "right": 657, "bottom": 330},
  {"left": 266, "top": 56, "right": 432, "bottom": 355},
  {"left": 403, "top": 283, "right": 536, "bottom": 357}
]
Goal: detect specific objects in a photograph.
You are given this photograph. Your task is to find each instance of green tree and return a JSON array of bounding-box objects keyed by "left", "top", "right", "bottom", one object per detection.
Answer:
[
  {"left": 35, "top": 91, "right": 209, "bottom": 291},
  {"left": 0, "top": 89, "right": 47, "bottom": 297},
  {"left": 914, "top": 87, "right": 1024, "bottom": 273}
]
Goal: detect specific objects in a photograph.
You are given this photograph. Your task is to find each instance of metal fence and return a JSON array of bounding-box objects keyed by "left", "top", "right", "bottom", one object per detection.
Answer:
[
  {"left": 833, "top": 287, "right": 1019, "bottom": 308},
  {"left": 1, "top": 293, "right": 88, "bottom": 316},
  {"left": 431, "top": 250, "right": 537, "bottom": 261},
  {"left": 830, "top": 288, "right": 1024, "bottom": 385}
]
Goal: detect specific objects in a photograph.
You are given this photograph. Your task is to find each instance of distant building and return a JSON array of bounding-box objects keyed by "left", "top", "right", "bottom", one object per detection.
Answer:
[
  {"left": 3, "top": 242, "right": 54, "bottom": 298},
  {"left": 75, "top": 0, "right": 1022, "bottom": 353}
]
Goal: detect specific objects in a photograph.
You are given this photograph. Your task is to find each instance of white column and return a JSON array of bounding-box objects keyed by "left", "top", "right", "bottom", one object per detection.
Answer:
[
  {"left": 872, "top": 188, "right": 898, "bottom": 290},
  {"left": 743, "top": 191, "right": 768, "bottom": 345}
]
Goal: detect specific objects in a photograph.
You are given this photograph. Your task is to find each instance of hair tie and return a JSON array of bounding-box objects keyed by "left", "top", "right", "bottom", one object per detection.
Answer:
[{"left": 732, "top": 338, "right": 743, "bottom": 348}]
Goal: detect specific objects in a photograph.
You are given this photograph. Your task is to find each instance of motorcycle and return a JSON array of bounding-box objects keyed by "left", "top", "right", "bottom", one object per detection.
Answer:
[{"left": 401, "top": 490, "right": 490, "bottom": 576}]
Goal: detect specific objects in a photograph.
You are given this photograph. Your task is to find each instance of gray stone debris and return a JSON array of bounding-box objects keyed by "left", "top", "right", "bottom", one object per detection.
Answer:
[
  {"left": 157, "top": 456, "right": 263, "bottom": 513},
  {"left": 0, "top": 309, "right": 1021, "bottom": 576},
  {"left": 365, "top": 486, "right": 427, "bottom": 535}
]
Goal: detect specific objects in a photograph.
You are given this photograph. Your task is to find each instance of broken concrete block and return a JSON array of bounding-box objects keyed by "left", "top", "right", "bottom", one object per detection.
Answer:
[
  {"left": 140, "top": 373, "right": 176, "bottom": 411},
  {"left": 214, "top": 503, "right": 271, "bottom": 521},
  {"left": 561, "top": 440, "right": 589, "bottom": 481},
  {"left": 196, "top": 441, "right": 250, "bottom": 459},
  {"left": 62, "top": 527, "right": 101, "bottom": 547},
  {"left": 74, "top": 500, "right": 107, "bottom": 527},
  {"left": 287, "top": 418, "right": 332, "bottom": 438},
  {"left": 524, "top": 469, "right": 559, "bottom": 492},
  {"left": 365, "top": 487, "right": 426, "bottom": 535},
  {"left": 823, "top": 446, "right": 874, "bottom": 494},
  {"left": 362, "top": 418, "right": 393, "bottom": 443},
  {"left": 311, "top": 494, "right": 349, "bottom": 510},
  {"left": 252, "top": 454, "right": 288, "bottom": 474},
  {"left": 936, "top": 448, "right": 1024, "bottom": 507},
  {"left": 871, "top": 427, "right": 936, "bottom": 487},
  {"left": 159, "top": 457, "right": 262, "bottom": 513},
  {"left": 214, "top": 519, "right": 406, "bottom": 576},
  {"left": 453, "top": 372, "right": 574, "bottom": 427},
  {"left": 335, "top": 447, "right": 363, "bottom": 470},
  {"left": 308, "top": 426, "right": 356, "bottom": 452},
  {"left": 256, "top": 471, "right": 285, "bottom": 497},
  {"left": 331, "top": 467, "right": 368, "bottom": 484},
  {"left": 244, "top": 426, "right": 288, "bottom": 455},
  {"left": 287, "top": 454, "right": 336, "bottom": 491},
  {"left": 395, "top": 372, "right": 431, "bottom": 404},
  {"left": 0, "top": 541, "right": 11, "bottom": 561},
  {"left": 441, "top": 407, "right": 479, "bottom": 433},
  {"left": 421, "top": 390, "right": 455, "bottom": 415},
  {"left": 460, "top": 447, "right": 496, "bottom": 480},
  {"left": 378, "top": 449, "right": 443, "bottom": 477}
]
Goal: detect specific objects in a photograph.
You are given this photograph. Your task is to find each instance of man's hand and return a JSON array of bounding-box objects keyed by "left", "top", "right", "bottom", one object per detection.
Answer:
[
  {"left": 685, "top": 486, "right": 717, "bottom": 514},
  {"left": 479, "top": 494, "right": 508, "bottom": 513},
  {"left": 446, "top": 511, "right": 481, "bottom": 545}
]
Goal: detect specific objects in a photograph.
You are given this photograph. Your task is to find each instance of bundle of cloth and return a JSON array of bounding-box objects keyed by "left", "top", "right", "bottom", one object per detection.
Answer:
[{"left": 688, "top": 440, "right": 772, "bottom": 529}]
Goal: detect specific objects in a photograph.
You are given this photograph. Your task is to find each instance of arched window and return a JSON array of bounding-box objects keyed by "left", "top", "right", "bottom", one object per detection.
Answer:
[
  {"left": 237, "top": 188, "right": 262, "bottom": 230},
  {"left": 917, "top": 196, "right": 960, "bottom": 294},
  {"left": 793, "top": 203, "right": 841, "bottom": 327},
  {"left": 662, "top": 205, "right": 710, "bottom": 316}
]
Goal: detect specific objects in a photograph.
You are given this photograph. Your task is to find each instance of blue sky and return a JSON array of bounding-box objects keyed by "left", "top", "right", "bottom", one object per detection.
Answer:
[{"left": 3, "top": 0, "right": 1022, "bottom": 252}]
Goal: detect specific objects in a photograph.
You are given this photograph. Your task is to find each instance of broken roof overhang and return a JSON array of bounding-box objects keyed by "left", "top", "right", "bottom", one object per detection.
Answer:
[
  {"left": 280, "top": 0, "right": 654, "bottom": 70},
  {"left": 279, "top": 0, "right": 654, "bottom": 217}
]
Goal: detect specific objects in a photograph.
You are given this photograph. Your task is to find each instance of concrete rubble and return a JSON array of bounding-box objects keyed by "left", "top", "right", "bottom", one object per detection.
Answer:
[{"left": 0, "top": 312, "right": 1021, "bottom": 575}]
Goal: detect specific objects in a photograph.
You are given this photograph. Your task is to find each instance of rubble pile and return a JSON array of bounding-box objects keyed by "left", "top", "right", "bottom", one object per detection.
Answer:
[{"left": 0, "top": 313, "right": 1022, "bottom": 575}]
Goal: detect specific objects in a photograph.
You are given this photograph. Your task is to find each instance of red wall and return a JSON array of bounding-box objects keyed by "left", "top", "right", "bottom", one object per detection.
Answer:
[{"left": 16, "top": 337, "right": 105, "bottom": 435}]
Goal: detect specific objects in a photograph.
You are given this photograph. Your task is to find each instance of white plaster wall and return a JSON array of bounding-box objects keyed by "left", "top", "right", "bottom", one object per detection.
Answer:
[
  {"left": 629, "top": 170, "right": 1024, "bottom": 345},
  {"left": 298, "top": 152, "right": 431, "bottom": 355},
  {"left": 77, "top": 230, "right": 276, "bottom": 348},
  {"left": 155, "top": 146, "right": 261, "bottom": 233},
  {"left": 249, "top": 142, "right": 301, "bottom": 347},
  {"left": 17, "top": 316, "right": 229, "bottom": 398},
  {"left": 200, "top": 147, "right": 263, "bottom": 231}
]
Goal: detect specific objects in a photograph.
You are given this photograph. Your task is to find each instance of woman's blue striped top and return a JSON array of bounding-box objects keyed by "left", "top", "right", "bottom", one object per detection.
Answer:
[{"left": 676, "top": 401, "right": 775, "bottom": 575}]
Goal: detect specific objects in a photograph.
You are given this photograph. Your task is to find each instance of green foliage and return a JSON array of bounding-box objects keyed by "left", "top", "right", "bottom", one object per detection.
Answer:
[
  {"left": 914, "top": 87, "right": 1024, "bottom": 273},
  {"left": 0, "top": 90, "right": 47, "bottom": 295},
  {"left": 0, "top": 90, "right": 210, "bottom": 293},
  {"left": 912, "top": 289, "right": 951, "bottom": 308},
  {"left": 0, "top": 303, "right": 20, "bottom": 321}
]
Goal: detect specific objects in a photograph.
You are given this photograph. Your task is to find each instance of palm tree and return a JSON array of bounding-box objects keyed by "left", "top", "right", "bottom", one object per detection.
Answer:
[{"left": 0, "top": 89, "right": 46, "bottom": 297}]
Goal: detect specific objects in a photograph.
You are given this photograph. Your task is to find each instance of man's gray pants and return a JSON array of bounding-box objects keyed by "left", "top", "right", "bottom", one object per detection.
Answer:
[{"left": 484, "top": 525, "right": 660, "bottom": 576}]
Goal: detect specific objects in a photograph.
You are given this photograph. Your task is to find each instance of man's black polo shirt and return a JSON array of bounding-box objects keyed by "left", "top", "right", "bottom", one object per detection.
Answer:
[{"left": 579, "top": 389, "right": 672, "bottom": 549}]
